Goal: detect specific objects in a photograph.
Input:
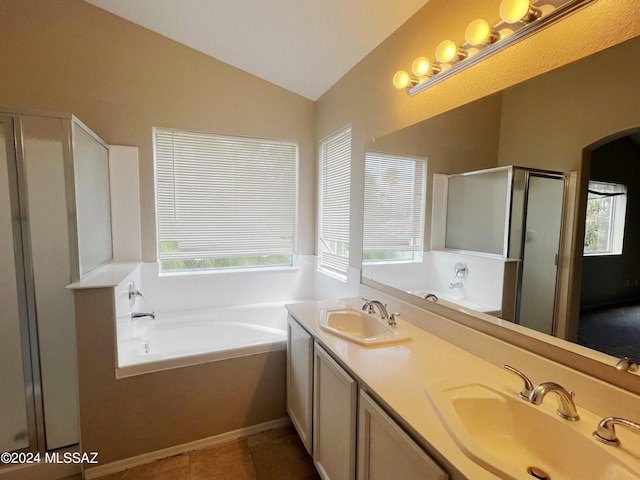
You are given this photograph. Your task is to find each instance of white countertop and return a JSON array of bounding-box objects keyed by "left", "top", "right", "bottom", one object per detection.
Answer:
[{"left": 286, "top": 298, "right": 532, "bottom": 480}]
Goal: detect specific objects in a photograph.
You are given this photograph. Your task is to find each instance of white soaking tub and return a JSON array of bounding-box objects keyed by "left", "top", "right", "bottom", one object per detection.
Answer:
[{"left": 117, "top": 302, "right": 288, "bottom": 377}]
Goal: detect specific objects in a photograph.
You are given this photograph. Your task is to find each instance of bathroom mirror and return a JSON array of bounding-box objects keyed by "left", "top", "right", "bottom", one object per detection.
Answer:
[{"left": 362, "top": 34, "right": 640, "bottom": 383}]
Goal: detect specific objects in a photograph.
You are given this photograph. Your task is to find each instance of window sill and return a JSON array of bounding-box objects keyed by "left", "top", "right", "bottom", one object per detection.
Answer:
[
  {"left": 158, "top": 264, "right": 300, "bottom": 278},
  {"left": 317, "top": 267, "right": 347, "bottom": 283}
]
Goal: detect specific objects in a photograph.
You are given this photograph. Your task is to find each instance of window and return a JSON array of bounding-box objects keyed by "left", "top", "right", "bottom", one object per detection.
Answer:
[
  {"left": 318, "top": 127, "right": 351, "bottom": 279},
  {"left": 154, "top": 128, "right": 297, "bottom": 272},
  {"left": 584, "top": 180, "right": 627, "bottom": 255},
  {"left": 363, "top": 152, "right": 425, "bottom": 263}
]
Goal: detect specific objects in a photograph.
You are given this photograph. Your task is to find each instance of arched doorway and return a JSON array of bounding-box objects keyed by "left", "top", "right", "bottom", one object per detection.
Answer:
[{"left": 575, "top": 129, "right": 640, "bottom": 358}]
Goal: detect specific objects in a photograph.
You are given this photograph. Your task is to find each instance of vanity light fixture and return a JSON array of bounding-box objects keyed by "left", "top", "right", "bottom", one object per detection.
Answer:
[
  {"left": 411, "top": 56, "right": 432, "bottom": 76},
  {"left": 465, "top": 19, "right": 499, "bottom": 46},
  {"left": 499, "top": 0, "right": 542, "bottom": 23},
  {"left": 435, "top": 40, "right": 468, "bottom": 63},
  {"left": 393, "top": 0, "right": 595, "bottom": 95},
  {"left": 392, "top": 70, "right": 417, "bottom": 89}
]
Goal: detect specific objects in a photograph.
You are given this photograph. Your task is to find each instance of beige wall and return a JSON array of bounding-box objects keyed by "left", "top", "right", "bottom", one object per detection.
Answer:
[
  {"left": 497, "top": 36, "right": 640, "bottom": 172},
  {"left": 0, "top": 0, "right": 316, "bottom": 260}
]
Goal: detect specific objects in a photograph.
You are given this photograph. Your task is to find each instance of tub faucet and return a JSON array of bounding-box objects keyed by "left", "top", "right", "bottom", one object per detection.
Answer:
[
  {"left": 529, "top": 382, "right": 580, "bottom": 421},
  {"left": 449, "top": 281, "right": 463, "bottom": 289},
  {"left": 131, "top": 311, "right": 155, "bottom": 320},
  {"left": 127, "top": 280, "right": 145, "bottom": 307},
  {"left": 593, "top": 417, "right": 640, "bottom": 446},
  {"left": 422, "top": 293, "right": 438, "bottom": 302}
]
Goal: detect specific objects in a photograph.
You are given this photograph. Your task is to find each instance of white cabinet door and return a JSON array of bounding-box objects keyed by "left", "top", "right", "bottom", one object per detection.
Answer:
[
  {"left": 313, "top": 343, "right": 357, "bottom": 480},
  {"left": 287, "top": 315, "right": 314, "bottom": 453},
  {"left": 358, "top": 391, "right": 448, "bottom": 480}
]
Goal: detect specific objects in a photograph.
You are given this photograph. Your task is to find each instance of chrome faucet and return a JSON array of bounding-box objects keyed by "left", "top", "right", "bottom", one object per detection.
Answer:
[
  {"left": 615, "top": 356, "right": 639, "bottom": 372},
  {"left": 593, "top": 417, "right": 640, "bottom": 446},
  {"left": 449, "top": 281, "right": 463, "bottom": 289},
  {"left": 529, "top": 382, "right": 580, "bottom": 421},
  {"left": 422, "top": 293, "right": 438, "bottom": 302},
  {"left": 503, "top": 365, "right": 534, "bottom": 401},
  {"left": 128, "top": 280, "right": 145, "bottom": 307},
  {"left": 361, "top": 298, "right": 398, "bottom": 326},
  {"left": 131, "top": 311, "right": 155, "bottom": 320}
]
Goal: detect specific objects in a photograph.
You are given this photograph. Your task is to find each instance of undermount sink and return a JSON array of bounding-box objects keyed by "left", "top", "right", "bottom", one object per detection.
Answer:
[
  {"left": 318, "top": 308, "right": 411, "bottom": 346},
  {"left": 426, "top": 380, "right": 640, "bottom": 480}
]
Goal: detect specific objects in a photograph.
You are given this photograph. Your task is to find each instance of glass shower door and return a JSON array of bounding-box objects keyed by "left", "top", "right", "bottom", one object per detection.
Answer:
[
  {"left": 0, "top": 117, "right": 36, "bottom": 453},
  {"left": 518, "top": 174, "right": 565, "bottom": 335}
]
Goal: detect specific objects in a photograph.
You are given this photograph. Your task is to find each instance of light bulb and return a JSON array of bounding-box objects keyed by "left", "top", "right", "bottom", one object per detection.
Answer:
[
  {"left": 465, "top": 19, "right": 498, "bottom": 46},
  {"left": 411, "top": 57, "right": 431, "bottom": 77},
  {"left": 392, "top": 70, "right": 411, "bottom": 89},
  {"left": 435, "top": 40, "right": 458, "bottom": 63},
  {"left": 500, "top": 0, "right": 541, "bottom": 23}
]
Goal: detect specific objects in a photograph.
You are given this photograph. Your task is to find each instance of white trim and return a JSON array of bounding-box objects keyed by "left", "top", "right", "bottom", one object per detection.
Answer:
[{"left": 83, "top": 417, "right": 291, "bottom": 479}]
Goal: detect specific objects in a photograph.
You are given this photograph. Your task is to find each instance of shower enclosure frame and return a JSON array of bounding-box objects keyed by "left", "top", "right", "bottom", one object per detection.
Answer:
[
  {"left": 1, "top": 113, "right": 45, "bottom": 453},
  {"left": 441, "top": 165, "right": 569, "bottom": 336},
  {"left": 508, "top": 167, "right": 569, "bottom": 335},
  {"left": 1, "top": 107, "right": 112, "bottom": 456}
]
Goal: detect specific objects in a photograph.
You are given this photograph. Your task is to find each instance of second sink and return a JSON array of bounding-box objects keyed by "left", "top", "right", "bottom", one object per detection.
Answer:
[{"left": 426, "top": 380, "right": 640, "bottom": 480}]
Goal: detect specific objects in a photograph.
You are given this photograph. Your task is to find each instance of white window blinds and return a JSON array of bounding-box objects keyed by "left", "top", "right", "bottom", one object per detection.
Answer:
[
  {"left": 318, "top": 127, "right": 351, "bottom": 278},
  {"left": 584, "top": 180, "right": 627, "bottom": 255},
  {"left": 363, "top": 152, "right": 425, "bottom": 262},
  {"left": 155, "top": 129, "right": 297, "bottom": 272}
]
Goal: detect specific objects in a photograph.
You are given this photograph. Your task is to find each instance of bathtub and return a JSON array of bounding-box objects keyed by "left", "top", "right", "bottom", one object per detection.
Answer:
[
  {"left": 116, "top": 302, "right": 288, "bottom": 378},
  {"left": 407, "top": 289, "right": 501, "bottom": 315}
]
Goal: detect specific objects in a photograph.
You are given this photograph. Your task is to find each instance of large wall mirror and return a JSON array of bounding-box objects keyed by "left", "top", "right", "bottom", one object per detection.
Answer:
[{"left": 362, "top": 34, "right": 640, "bottom": 388}]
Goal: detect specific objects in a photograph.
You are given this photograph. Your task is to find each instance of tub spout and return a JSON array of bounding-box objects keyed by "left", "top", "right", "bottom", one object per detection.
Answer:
[{"left": 132, "top": 311, "right": 155, "bottom": 320}]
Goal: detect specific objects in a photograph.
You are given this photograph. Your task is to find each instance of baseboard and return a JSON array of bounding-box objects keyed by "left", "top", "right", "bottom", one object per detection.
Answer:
[
  {"left": 580, "top": 297, "right": 640, "bottom": 312},
  {"left": 83, "top": 417, "right": 291, "bottom": 479}
]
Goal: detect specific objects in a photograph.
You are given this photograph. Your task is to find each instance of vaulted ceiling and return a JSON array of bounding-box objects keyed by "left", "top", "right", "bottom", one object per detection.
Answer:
[{"left": 84, "top": 0, "right": 430, "bottom": 100}]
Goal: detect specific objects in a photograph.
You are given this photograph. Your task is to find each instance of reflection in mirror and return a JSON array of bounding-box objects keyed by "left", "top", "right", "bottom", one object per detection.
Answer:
[
  {"left": 362, "top": 35, "right": 640, "bottom": 366},
  {"left": 73, "top": 120, "right": 113, "bottom": 278},
  {"left": 578, "top": 134, "right": 640, "bottom": 359},
  {"left": 445, "top": 167, "right": 511, "bottom": 255},
  {"left": 363, "top": 151, "right": 426, "bottom": 264},
  {"left": 445, "top": 166, "right": 567, "bottom": 334}
]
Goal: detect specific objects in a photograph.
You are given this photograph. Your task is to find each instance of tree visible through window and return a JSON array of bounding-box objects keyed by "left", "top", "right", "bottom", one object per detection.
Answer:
[
  {"left": 154, "top": 128, "right": 298, "bottom": 272},
  {"left": 584, "top": 180, "right": 627, "bottom": 255}
]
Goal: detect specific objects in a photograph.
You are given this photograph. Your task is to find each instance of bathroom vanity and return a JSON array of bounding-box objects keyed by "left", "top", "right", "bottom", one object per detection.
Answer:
[
  {"left": 286, "top": 307, "right": 449, "bottom": 480},
  {"left": 286, "top": 297, "right": 640, "bottom": 480}
]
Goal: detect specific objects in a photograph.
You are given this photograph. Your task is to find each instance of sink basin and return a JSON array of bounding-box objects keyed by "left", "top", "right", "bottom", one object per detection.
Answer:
[
  {"left": 426, "top": 381, "right": 640, "bottom": 480},
  {"left": 318, "top": 308, "right": 411, "bottom": 346}
]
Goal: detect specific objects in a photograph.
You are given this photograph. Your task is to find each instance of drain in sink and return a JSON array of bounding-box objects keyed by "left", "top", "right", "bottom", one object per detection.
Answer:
[{"left": 527, "top": 466, "right": 549, "bottom": 479}]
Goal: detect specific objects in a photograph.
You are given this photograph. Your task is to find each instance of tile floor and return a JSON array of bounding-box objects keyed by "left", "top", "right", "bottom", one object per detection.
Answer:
[{"left": 58, "top": 426, "right": 319, "bottom": 480}]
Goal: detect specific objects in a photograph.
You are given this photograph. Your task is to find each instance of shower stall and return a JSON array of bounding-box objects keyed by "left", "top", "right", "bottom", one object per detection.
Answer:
[
  {"left": 444, "top": 166, "right": 567, "bottom": 335},
  {"left": 0, "top": 109, "right": 112, "bottom": 455}
]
